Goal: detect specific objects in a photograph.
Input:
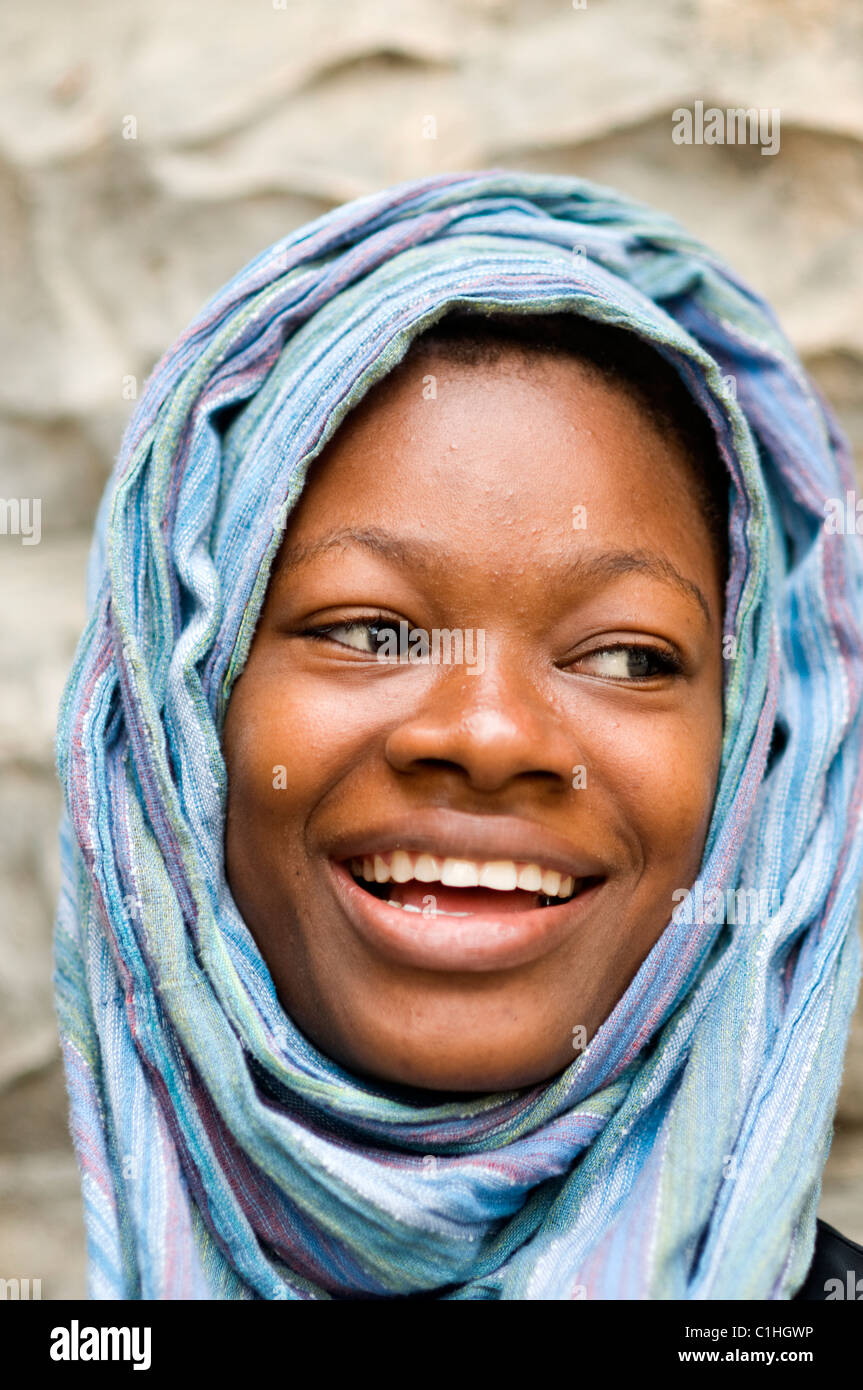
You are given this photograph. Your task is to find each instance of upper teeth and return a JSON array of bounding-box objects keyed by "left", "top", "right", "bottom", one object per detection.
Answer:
[{"left": 350, "top": 851, "right": 575, "bottom": 899}]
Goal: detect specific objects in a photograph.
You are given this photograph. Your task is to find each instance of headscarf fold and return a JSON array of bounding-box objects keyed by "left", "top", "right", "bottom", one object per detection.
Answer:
[{"left": 55, "top": 170, "right": 863, "bottom": 1300}]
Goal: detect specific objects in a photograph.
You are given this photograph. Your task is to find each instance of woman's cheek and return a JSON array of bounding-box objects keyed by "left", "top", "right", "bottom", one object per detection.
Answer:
[
  {"left": 226, "top": 666, "right": 383, "bottom": 818},
  {"left": 589, "top": 714, "right": 719, "bottom": 861}
]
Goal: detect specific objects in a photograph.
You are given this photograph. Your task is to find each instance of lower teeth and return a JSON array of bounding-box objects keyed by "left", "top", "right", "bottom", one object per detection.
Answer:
[
  {"left": 354, "top": 875, "right": 571, "bottom": 913},
  {"left": 387, "top": 900, "right": 470, "bottom": 917}
]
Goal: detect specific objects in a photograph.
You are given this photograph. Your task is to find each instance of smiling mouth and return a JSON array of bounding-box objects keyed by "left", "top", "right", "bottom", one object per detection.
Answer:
[{"left": 348, "top": 850, "right": 597, "bottom": 918}]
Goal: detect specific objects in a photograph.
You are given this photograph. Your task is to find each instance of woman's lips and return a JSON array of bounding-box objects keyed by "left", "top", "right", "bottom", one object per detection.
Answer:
[{"left": 327, "top": 857, "right": 605, "bottom": 973}]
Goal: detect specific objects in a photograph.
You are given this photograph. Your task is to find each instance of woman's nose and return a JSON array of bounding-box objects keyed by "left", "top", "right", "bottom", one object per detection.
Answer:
[{"left": 384, "top": 656, "right": 579, "bottom": 794}]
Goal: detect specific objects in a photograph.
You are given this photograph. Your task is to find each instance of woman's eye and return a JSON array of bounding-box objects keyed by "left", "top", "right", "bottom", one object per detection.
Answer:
[
  {"left": 305, "top": 619, "right": 402, "bottom": 655},
  {"left": 575, "top": 645, "right": 681, "bottom": 681}
]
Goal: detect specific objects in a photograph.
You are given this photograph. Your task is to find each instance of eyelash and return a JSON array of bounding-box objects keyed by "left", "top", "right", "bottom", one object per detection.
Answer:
[
  {"left": 302, "top": 614, "right": 398, "bottom": 647},
  {"left": 301, "top": 617, "right": 683, "bottom": 683},
  {"left": 580, "top": 642, "right": 683, "bottom": 682}
]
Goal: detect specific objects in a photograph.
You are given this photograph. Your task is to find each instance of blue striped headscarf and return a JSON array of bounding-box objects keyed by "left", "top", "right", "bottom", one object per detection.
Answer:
[{"left": 55, "top": 171, "right": 863, "bottom": 1299}]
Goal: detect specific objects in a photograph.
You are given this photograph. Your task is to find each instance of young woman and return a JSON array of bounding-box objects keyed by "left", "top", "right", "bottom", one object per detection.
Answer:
[{"left": 55, "top": 171, "right": 863, "bottom": 1300}]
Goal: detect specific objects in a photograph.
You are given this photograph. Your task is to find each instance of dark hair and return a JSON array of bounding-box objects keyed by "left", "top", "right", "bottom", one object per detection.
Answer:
[{"left": 402, "top": 310, "right": 730, "bottom": 579}]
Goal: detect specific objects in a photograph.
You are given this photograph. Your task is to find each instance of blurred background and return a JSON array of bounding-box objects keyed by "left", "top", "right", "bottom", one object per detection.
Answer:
[{"left": 1, "top": 0, "right": 861, "bottom": 1298}]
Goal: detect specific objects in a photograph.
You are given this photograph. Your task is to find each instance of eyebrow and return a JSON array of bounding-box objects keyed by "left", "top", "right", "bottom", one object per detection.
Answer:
[{"left": 275, "top": 526, "right": 713, "bottom": 623}]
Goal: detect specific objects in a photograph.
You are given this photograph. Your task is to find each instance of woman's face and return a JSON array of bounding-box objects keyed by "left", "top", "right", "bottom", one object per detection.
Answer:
[{"left": 222, "top": 347, "right": 725, "bottom": 1092}]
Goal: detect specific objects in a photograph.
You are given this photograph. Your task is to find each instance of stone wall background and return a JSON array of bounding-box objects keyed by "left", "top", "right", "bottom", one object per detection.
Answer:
[{"left": 1, "top": 0, "right": 861, "bottom": 1298}]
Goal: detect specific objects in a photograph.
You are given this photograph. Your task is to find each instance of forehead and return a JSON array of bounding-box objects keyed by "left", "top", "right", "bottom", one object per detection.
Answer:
[
  {"left": 268, "top": 350, "right": 725, "bottom": 632},
  {"left": 287, "top": 349, "right": 710, "bottom": 552}
]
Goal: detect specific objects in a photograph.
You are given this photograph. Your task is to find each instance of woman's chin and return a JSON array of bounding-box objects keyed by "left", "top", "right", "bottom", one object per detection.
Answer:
[{"left": 310, "top": 1023, "right": 577, "bottom": 1095}]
